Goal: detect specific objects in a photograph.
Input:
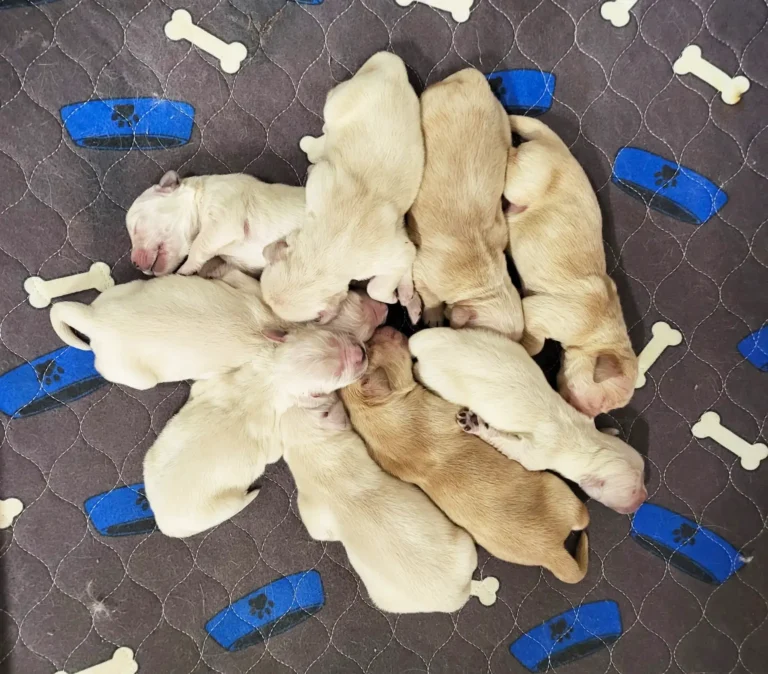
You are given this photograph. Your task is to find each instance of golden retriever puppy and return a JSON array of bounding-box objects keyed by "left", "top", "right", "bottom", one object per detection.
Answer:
[
  {"left": 126, "top": 172, "right": 305, "bottom": 276},
  {"left": 261, "top": 52, "right": 424, "bottom": 324},
  {"left": 504, "top": 115, "right": 637, "bottom": 416},
  {"left": 409, "top": 327, "right": 647, "bottom": 515},
  {"left": 280, "top": 394, "right": 499, "bottom": 613},
  {"left": 408, "top": 69, "right": 523, "bottom": 339},
  {"left": 341, "top": 327, "right": 590, "bottom": 584}
]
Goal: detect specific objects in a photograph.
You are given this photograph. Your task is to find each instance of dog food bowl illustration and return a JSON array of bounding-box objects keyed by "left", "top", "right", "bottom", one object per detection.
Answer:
[
  {"left": 206, "top": 570, "right": 325, "bottom": 651},
  {"left": 612, "top": 147, "right": 728, "bottom": 225},
  {"left": 738, "top": 326, "right": 768, "bottom": 371},
  {"left": 631, "top": 503, "right": 745, "bottom": 584},
  {"left": 0, "top": 346, "right": 106, "bottom": 418},
  {"left": 487, "top": 69, "right": 556, "bottom": 116},
  {"left": 510, "top": 600, "right": 622, "bottom": 672},
  {"left": 84, "top": 483, "right": 156, "bottom": 537},
  {"left": 61, "top": 98, "right": 195, "bottom": 150}
]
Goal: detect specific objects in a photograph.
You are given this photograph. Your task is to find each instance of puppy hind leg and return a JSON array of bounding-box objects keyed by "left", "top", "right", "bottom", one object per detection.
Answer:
[
  {"left": 503, "top": 141, "right": 556, "bottom": 209},
  {"left": 456, "top": 409, "right": 543, "bottom": 470},
  {"left": 545, "top": 531, "right": 589, "bottom": 584},
  {"left": 297, "top": 496, "right": 338, "bottom": 542},
  {"left": 299, "top": 135, "right": 326, "bottom": 164}
]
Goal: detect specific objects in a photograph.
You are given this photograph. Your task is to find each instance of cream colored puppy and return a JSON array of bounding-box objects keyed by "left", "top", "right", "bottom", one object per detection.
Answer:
[
  {"left": 409, "top": 328, "right": 647, "bottom": 515},
  {"left": 261, "top": 52, "right": 424, "bottom": 324},
  {"left": 280, "top": 394, "right": 496, "bottom": 613},
  {"left": 408, "top": 69, "right": 523, "bottom": 339},
  {"left": 126, "top": 171, "right": 304, "bottom": 276},
  {"left": 504, "top": 115, "right": 637, "bottom": 416}
]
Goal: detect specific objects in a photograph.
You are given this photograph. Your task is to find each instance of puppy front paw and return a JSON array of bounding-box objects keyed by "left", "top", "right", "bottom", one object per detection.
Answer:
[
  {"left": 456, "top": 408, "right": 487, "bottom": 434},
  {"left": 176, "top": 261, "right": 199, "bottom": 276},
  {"left": 423, "top": 305, "right": 444, "bottom": 327}
]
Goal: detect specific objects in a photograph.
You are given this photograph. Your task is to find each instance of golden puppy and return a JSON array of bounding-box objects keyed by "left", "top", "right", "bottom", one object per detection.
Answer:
[
  {"left": 504, "top": 115, "right": 637, "bottom": 416},
  {"left": 408, "top": 69, "right": 523, "bottom": 339},
  {"left": 341, "top": 327, "right": 590, "bottom": 584}
]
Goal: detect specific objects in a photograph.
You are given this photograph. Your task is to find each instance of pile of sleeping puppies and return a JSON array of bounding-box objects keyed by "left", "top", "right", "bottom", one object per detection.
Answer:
[{"left": 49, "top": 52, "right": 647, "bottom": 614}]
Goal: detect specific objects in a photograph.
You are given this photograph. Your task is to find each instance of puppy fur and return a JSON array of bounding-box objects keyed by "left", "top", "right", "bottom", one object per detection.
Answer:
[
  {"left": 408, "top": 69, "right": 523, "bottom": 339},
  {"left": 504, "top": 115, "right": 637, "bottom": 416},
  {"left": 409, "top": 327, "right": 647, "bottom": 515},
  {"left": 342, "top": 327, "right": 590, "bottom": 584},
  {"left": 280, "top": 394, "right": 481, "bottom": 613},
  {"left": 261, "top": 52, "right": 424, "bottom": 324},
  {"left": 126, "top": 171, "right": 305, "bottom": 276}
]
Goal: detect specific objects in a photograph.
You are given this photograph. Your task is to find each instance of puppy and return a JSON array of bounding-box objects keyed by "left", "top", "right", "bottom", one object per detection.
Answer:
[
  {"left": 408, "top": 69, "right": 523, "bottom": 339},
  {"left": 126, "top": 171, "right": 305, "bottom": 276},
  {"left": 341, "top": 327, "right": 590, "bottom": 584},
  {"left": 261, "top": 52, "right": 424, "bottom": 324},
  {"left": 409, "top": 327, "right": 647, "bottom": 515},
  {"left": 504, "top": 115, "right": 637, "bottom": 416},
  {"left": 145, "top": 328, "right": 370, "bottom": 538},
  {"left": 280, "top": 394, "right": 495, "bottom": 613}
]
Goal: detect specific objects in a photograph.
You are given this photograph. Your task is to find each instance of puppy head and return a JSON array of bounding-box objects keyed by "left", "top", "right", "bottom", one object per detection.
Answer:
[
  {"left": 261, "top": 239, "right": 348, "bottom": 323},
  {"left": 579, "top": 432, "right": 647, "bottom": 514},
  {"left": 449, "top": 277, "right": 523, "bottom": 341},
  {"left": 327, "top": 290, "right": 388, "bottom": 342},
  {"left": 126, "top": 171, "right": 197, "bottom": 276}
]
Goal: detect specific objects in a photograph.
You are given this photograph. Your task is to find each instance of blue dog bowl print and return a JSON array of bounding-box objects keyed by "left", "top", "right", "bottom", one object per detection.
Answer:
[
  {"left": 487, "top": 69, "right": 555, "bottom": 116},
  {"left": 206, "top": 570, "right": 325, "bottom": 651},
  {"left": 612, "top": 147, "right": 728, "bottom": 225},
  {"left": 61, "top": 98, "right": 195, "bottom": 150},
  {"left": 510, "top": 600, "right": 622, "bottom": 672},
  {"left": 0, "top": 346, "right": 106, "bottom": 418},
  {"left": 84, "top": 483, "right": 156, "bottom": 537},
  {"left": 737, "top": 326, "right": 768, "bottom": 371},
  {"left": 631, "top": 503, "right": 746, "bottom": 584}
]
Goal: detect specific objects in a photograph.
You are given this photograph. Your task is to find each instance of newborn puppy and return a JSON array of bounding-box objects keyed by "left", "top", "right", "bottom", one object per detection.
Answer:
[
  {"left": 126, "top": 171, "right": 305, "bottom": 276},
  {"left": 408, "top": 69, "right": 523, "bottom": 339},
  {"left": 342, "top": 327, "right": 590, "bottom": 584},
  {"left": 504, "top": 115, "right": 637, "bottom": 416},
  {"left": 261, "top": 52, "right": 424, "bottom": 324},
  {"left": 280, "top": 394, "right": 495, "bottom": 613},
  {"left": 409, "top": 328, "right": 647, "bottom": 515},
  {"left": 145, "top": 328, "right": 369, "bottom": 538}
]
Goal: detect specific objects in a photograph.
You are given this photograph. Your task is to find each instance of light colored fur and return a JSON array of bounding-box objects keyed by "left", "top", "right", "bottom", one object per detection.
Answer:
[
  {"left": 126, "top": 171, "right": 305, "bottom": 276},
  {"left": 408, "top": 69, "right": 523, "bottom": 339},
  {"left": 409, "top": 327, "right": 647, "bottom": 514},
  {"left": 280, "top": 394, "right": 480, "bottom": 613},
  {"left": 504, "top": 115, "right": 637, "bottom": 416},
  {"left": 342, "top": 327, "right": 590, "bottom": 584},
  {"left": 261, "top": 52, "right": 424, "bottom": 323}
]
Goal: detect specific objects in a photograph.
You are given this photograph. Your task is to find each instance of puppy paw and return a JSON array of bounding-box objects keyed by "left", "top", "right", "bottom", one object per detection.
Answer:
[
  {"left": 521, "top": 331, "right": 545, "bottom": 356},
  {"left": 403, "top": 294, "right": 422, "bottom": 325},
  {"left": 456, "top": 408, "right": 487, "bottom": 434},
  {"left": 423, "top": 305, "right": 444, "bottom": 327},
  {"left": 176, "top": 261, "right": 199, "bottom": 276}
]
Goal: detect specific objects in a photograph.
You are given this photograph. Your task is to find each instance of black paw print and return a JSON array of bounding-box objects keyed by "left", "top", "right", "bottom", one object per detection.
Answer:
[
  {"left": 249, "top": 594, "right": 274, "bottom": 619},
  {"left": 673, "top": 523, "right": 697, "bottom": 546},
  {"left": 654, "top": 164, "right": 678, "bottom": 189},
  {"left": 489, "top": 76, "right": 506, "bottom": 99},
  {"left": 111, "top": 104, "right": 140, "bottom": 128},
  {"left": 549, "top": 618, "right": 574, "bottom": 642},
  {"left": 135, "top": 487, "right": 150, "bottom": 511},
  {"left": 34, "top": 360, "right": 64, "bottom": 386}
]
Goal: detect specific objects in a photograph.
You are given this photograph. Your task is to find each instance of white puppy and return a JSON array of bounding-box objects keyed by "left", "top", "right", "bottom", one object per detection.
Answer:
[
  {"left": 261, "top": 51, "right": 424, "bottom": 324},
  {"left": 144, "top": 328, "right": 370, "bottom": 538},
  {"left": 409, "top": 328, "right": 647, "bottom": 515},
  {"left": 126, "top": 171, "right": 305, "bottom": 276},
  {"left": 280, "top": 394, "right": 496, "bottom": 613}
]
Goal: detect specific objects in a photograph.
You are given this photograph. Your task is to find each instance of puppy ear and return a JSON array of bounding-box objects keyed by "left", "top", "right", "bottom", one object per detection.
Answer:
[
  {"left": 263, "top": 328, "right": 288, "bottom": 343},
  {"left": 319, "top": 399, "right": 350, "bottom": 430},
  {"left": 579, "top": 475, "right": 606, "bottom": 501},
  {"left": 449, "top": 306, "right": 477, "bottom": 329},
  {"left": 360, "top": 368, "right": 391, "bottom": 398},
  {"left": 263, "top": 239, "right": 289, "bottom": 264},
  {"left": 594, "top": 352, "right": 623, "bottom": 383},
  {"left": 157, "top": 170, "right": 180, "bottom": 193}
]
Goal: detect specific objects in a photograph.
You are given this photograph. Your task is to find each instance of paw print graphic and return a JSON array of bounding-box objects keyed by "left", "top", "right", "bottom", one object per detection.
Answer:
[
  {"left": 673, "top": 523, "right": 697, "bottom": 546},
  {"left": 34, "top": 360, "right": 64, "bottom": 386},
  {"left": 135, "top": 487, "right": 150, "bottom": 512},
  {"left": 111, "top": 104, "right": 140, "bottom": 128},
  {"left": 549, "top": 618, "right": 574, "bottom": 642},
  {"left": 654, "top": 164, "right": 678, "bottom": 189},
  {"left": 249, "top": 593, "right": 274, "bottom": 620},
  {"left": 489, "top": 76, "right": 506, "bottom": 100}
]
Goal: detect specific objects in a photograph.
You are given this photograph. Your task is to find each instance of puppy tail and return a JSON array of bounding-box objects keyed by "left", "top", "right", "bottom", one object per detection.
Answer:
[
  {"left": 548, "top": 531, "right": 589, "bottom": 584},
  {"left": 49, "top": 302, "right": 94, "bottom": 350}
]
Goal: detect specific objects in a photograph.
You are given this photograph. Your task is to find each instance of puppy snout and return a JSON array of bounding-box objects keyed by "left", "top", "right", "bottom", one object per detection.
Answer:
[
  {"left": 131, "top": 248, "right": 155, "bottom": 272},
  {"left": 372, "top": 326, "right": 406, "bottom": 344},
  {"left": 617, "top": 486, "right": 648, "bottom": 515}
]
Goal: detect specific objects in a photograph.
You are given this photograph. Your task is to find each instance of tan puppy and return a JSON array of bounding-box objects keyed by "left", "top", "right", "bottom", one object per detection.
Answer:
[
  {"left": 409, "top": 327, "right": 647, "bottom": 515},
  {"left": 408, "top": 69, "right": 523, "bottom": 339},
  {"left": 261, "top": 52, "right": 424, "bottom": 324},
  {"left": 126, "top": 171, "right": 304, "bottom": 276},
  {"left": 341, "top": 327, "right": 590, "bottom": 584},
  {"left": 280, "top": 394, "right": 498, "bottom": 613},
  {"left": 504, "top": 115, "right": 637, "bottom": 416}
]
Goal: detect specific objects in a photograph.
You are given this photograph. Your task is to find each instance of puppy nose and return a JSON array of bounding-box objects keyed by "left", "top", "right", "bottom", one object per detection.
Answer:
[{"left": 131, "top": 249, "right": 151, "bottom": 271}]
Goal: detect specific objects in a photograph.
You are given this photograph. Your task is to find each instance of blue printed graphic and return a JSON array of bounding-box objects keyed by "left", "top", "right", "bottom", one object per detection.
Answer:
[
  {"left": 510, "top": 600, "right": 622, "bottom": 672},
  {"left": 612, "top": 147, "right": 728, "bottom": 225},
  {"left": 61, "top": 98, "right": 195, "bottom": 150},
  {"left": 206, "top": 570, "right": 325, "bottom": 651},
  {"left": 293, "top": 0, "right": 323, "bottom": 4},
  {"left": 631, "top": 503, "right": 745, "bottom": 584},
  {"left": 1, "top": 0, "right": 60, "bottom": 7},
  {"left": 0, "top": 346, "right": 106, "bottom": 418},
  {"left": 84, "top": 483, "right": 156, "bottom": 537},
  {"left": 738, "top": 326, "right": 768, "bottom": 371},
  {"left": 487, "top": 69, "right": 555, "bottom": 116}
]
